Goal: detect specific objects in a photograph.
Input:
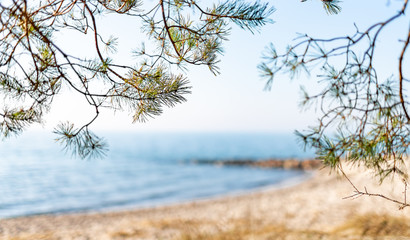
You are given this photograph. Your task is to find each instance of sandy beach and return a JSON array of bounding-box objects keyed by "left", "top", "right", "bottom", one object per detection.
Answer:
[{"left": 1, "top": 164, "right": 410, "bottom": 240}]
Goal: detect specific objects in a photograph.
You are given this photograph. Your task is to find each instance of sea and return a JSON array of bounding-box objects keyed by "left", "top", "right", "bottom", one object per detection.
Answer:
[{"left": 0, "top": 131, "right": 315, "bottom": 219}]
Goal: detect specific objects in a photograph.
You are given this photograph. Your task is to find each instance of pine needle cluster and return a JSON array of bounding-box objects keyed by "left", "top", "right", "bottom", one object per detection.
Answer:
[{"left": 0, "top": 0, "right": 274, "bottom": 158}]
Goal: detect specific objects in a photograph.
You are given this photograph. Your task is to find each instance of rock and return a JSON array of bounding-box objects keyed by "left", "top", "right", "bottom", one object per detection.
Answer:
[{"left": 192, "top": 158, "right": 322, "bottom": 170}]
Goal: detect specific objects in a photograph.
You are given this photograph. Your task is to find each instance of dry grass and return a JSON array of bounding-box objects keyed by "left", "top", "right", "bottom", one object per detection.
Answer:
[
  {"left": 6, "top": 233, "right": 55, "bottom": 240},
  {"left": 172, "top": 214, "right": 410, "bottom": 240},
  {"left": 7, "top": 214, "right": 410, "bottom": 240},
  {"left": 332, "top": 214, "right": 410, "bottom": 238},
  {"left": 177, "top": 225, "right": 327, "bottom": 240}
]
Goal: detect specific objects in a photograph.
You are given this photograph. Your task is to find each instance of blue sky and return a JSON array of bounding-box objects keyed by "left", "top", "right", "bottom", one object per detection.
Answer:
[{"left": 38, "top": 0, "right": 408, "bottom": 133}]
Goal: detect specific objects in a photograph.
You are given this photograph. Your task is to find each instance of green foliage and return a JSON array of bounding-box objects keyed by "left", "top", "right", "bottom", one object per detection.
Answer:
[
  {"left": 0, "top": 0, "right": 274, "bottom": 158},
  {"left": 322, "top": 0, "right": 342, "bottom": 14},
  {"left": 214, "top": 1, "right": 275, "bottom": 33},
  {"left": 301, "top": 0, "right": 342, "bottom": 15},
  {"left": 0, "top": 108, "right": 42, "bottom": 138},
  {"left": 54, "top": 122, "right": 108, "bottom": 159},
  {"left": 260, "top": 0, "right": 410, "bottom": 183}
]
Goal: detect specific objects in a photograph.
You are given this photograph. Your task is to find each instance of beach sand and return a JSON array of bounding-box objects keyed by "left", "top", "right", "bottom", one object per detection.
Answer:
[{"left": 1, "top": 164, "right": 410, "bottom": 240}]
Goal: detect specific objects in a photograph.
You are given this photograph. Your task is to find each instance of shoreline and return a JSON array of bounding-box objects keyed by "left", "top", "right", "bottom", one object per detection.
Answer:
[
  {"left": 1, "top": 166, "right": 410, "bottom": 239},
  {"left": 0, "top": 169, "right": 313, "bottom": 221},
  {"left": 0, "top": 158, "right": 321, "bottom": 219}
]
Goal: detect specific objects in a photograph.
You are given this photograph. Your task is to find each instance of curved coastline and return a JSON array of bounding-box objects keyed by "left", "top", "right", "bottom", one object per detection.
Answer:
[
  {"left": 0, "top": 166, "right": 314, "bottom": 220},
  {"left": 2, "top": 165, "right": 410, "bottom": 239}
]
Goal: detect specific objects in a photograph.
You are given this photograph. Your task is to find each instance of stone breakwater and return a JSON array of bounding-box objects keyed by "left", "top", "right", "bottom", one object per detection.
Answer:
[{"left": 191, "top": 159, "right": 322, "bottom": 170}]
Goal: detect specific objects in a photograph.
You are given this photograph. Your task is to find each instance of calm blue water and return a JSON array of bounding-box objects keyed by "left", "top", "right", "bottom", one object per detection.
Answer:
[{"left": 0, "top": 131, "right": 314, "bottom": 219}]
